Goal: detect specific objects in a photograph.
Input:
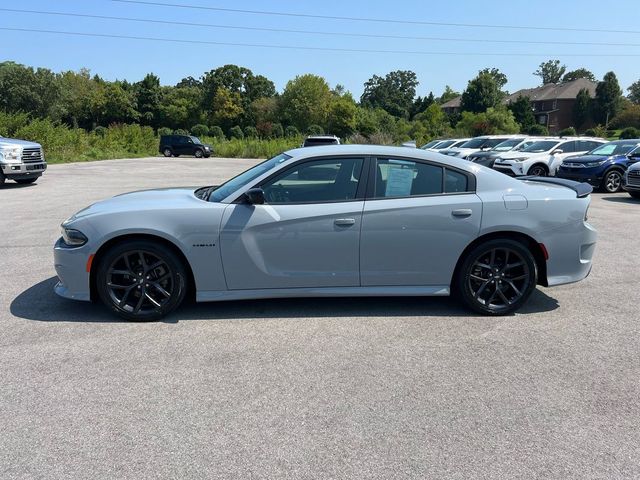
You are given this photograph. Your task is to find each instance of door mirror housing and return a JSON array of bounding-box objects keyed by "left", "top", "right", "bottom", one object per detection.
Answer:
[
  {"left": 628, "top": 151, "right": 640, "bottom": 159},
  {"left": 552, "top": 149, "right": 564, "bottom": 155},
  {"left": 243, "top": 188, "right": 265, "bottom": 205}
]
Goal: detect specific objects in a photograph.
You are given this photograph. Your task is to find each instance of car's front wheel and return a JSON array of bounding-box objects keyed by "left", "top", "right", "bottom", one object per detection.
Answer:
[
  {"left": 601, "top": 169, "right": 623, "bottom": 193},
  {"left": 96, "top": 240, "right": 187, "bottom": 321},
  {"left": 163, "top": 148, "right": 173, "bottom": 157},
  {"left": 456, "top": 239, "right": 537, "bottom": 315},
  {"left": 194, "top": 149, "right": 204, "bottom": 158},
  {"left": 528, "top": 164, "right": 548, "bottom": 177}
]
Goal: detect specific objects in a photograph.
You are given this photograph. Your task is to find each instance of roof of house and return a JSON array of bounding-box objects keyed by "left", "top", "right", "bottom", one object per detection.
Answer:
[{"left": 439, "top": 78, "right": 598, "bottom": 110}]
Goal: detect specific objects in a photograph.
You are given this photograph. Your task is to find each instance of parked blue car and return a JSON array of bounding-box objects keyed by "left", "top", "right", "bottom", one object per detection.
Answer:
[{"left": 556, "top": 140, "right": 640, "bottom": 193}]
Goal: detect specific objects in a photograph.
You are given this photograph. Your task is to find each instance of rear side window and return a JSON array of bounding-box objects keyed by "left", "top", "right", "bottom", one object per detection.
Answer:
[
  {"left": 374, "top": 159, "right": 443, "bottom": 198},
  {"left": 559, "top": 141, "right": 576, "bottom": 153},
  {"left": 445, "top": 170, "right": 468, "bottom": 193}
]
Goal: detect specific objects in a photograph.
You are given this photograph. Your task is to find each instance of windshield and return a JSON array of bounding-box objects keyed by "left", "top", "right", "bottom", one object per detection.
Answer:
[
  {"left": 491, "top": 138, "right": 524, "bottom": 151},
  {"left": 459, "top": 138, "right": 487, "bottom": 149},
  {"left": 209, "top": 153, "right": 291, "bottom": 202},
  {"left": 190, "top": 136, "right": 202, "bottom": 144},
  {"left": 588, "top": 142, "right": 639, "bottom": 156},
  {"left": 433, "top": 140, "right": 455, "bottom": 149},
  {"left": 421, "top": 140, "right": 442, "bottom": 149},
  {"left": 521, "top": 140, "right": 560, "bottom": 153},
  {"left": 451, "top": 140, "right": 467, "bottom": 148}
]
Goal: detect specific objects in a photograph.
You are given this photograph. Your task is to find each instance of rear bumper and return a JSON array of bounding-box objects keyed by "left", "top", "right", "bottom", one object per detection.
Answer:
[{"left": 544, "top": 220, "right": 597, "bottom": 287}]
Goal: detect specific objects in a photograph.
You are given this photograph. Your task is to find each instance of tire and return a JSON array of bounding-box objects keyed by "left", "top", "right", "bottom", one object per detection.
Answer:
[
  {"left": 95, "top": 240, "right": 188, "bottom": 321},
  {"left": 15, "top": 178, "right": 37, "bottom": 185},
  {"left": 0, "top": 170, "right": 5, "bottom": 185},
  {"left": 629, "top": 192, "right": 640, "bottom": 199},
  {"left": 194, "top": 149, "right": 204, "bottom": 158},
  {"left": 601, "top": 169, "right": 623, "bottom": 193},
  {"left": 163, "top": 148, "right": 173, "bottom": 157},
  {"left": 456, "top": 239, "right": 537, "bottom": 316},
  {"left": 528, "top": 164, "right": 548, "bottom": 177}
]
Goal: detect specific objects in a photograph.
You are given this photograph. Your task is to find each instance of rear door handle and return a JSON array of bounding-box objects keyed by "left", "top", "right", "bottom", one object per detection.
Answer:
[
  {"left": 334, "top": 218, "right": 356, "bottom": 226},
  {"left": 452, "top": 209, "right": 473, "bottom": 217}
]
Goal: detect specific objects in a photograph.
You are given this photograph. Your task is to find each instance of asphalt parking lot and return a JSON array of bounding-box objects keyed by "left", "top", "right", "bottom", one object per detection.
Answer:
[{"left": 1, "top": 156, "right": 639, "bottom": 479}]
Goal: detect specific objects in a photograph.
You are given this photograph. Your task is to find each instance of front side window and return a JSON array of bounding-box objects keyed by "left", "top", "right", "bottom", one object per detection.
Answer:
[
  {"left": 559, "top": 141, "right": 576, "bottom": 153},
  {"left": 521, "top": 141, "right": 560, "bottom": 153},
  {"left": 588, "top": 142, "right": 639, "bottom": 156},
  {"left": 262, "top": 158, "right": 364, "bottom": 204}
]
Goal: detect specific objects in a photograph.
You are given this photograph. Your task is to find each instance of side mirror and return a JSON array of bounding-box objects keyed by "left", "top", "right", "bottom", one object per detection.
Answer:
[
  {"left": 628, "top": 152, "right": 640, "bottom": 159},
  {"left": 243, "top": 188, "right": 265, "bottom": 205},
  {"left": 552, "top": 149, "right": 563, "bottom": 155}
]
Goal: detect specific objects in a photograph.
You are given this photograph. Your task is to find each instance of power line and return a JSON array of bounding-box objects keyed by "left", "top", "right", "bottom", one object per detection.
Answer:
[
  {"left": 2, "top": 27, "right": 640, "bottom": 57},
  {"left": 2, "top": 8, "right": 640, "bottom": 48},
  {"left": 111, "top": 0, "right": 640, "bottom": 35}
]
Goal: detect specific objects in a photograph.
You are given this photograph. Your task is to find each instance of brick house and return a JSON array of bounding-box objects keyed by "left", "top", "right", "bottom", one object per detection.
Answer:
[{"left": 440, "top": 78, "right": 597, "bottom": 133}]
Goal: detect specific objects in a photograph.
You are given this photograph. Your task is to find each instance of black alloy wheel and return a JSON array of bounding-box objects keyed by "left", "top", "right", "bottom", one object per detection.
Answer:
[
  {"left": 457, "top": 239, "right": 537, "bottom": 315},
  {"left": 528, "top": 165, "right": 548, "bottom": 177},
  {"left": 96, "top": 240, "right": 187, "bottom": 321},
  {"left": 195, "top": 149, "right": 204, "bottom": 158},
  {"left": 602, "top": 170, "right": 623, "bottom": 193},
  {"left": 163, "top": 148, "right": 173, "bottom": 157}
]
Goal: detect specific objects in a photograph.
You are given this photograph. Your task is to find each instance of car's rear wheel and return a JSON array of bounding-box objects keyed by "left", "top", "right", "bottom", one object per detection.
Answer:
[
  {"left": 163, "top": 148, "right": 173, "bottom": 157},
  {"left": 195, "top": 149, "right": 203, "bottom": 158},
  {"left": 15, "top": 178, "right": 37, "bottom": 184},
  {"left": 601, "top": 170, "right": 623, "bottom": 193},
  {"left": 96, "top": 240, "right": 187, "bottom": 321},
  {"left": 0, "top": 171, "right": 6, "bottom": 185},
  {"left": 528, "top": 164, "right": 548, "bottom": 177},
  {"left": 456, "top": 239, "right": 537, "bottom": 315}
]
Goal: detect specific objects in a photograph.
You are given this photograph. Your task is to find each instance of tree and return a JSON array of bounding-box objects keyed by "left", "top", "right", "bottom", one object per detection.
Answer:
[
  {"left": 360, "top": 70, "right": 419, "bottom": 118},
  {"left": 562, "top": 68, "right": 596, "bottom": 83},
  {"left": 609, "top": 104, "right": 640, "bottom": 129},
  {"left": 460, "top": 72, "right": 503, "bottom": 113},
  {"left": 628, "top": 80, "right": 640, "bottom": 105},
  {"left": 157, "top": 85, "right": 203, "bottom": 130},
  {"left": 619, "top": 127, "right": 640, "bottom": 139},
  {"left": 456, "top": 107, "right": 519, "bottom": 136},
  {"left": 327, "top": 96, "right": 357, "bottom": 137},
  {"left": 414, "top": 103, "right": 450, "bottom": 138},
  {"left": 508, "top": 95, "right": 535, "bottom": 131},
  {"left": 410, "top": 92, "right": 435, "bottom": 119},
  {"left": 533, "top": 59, "right": 566, "bottom": 85},
  {"left": 134, "top": 73, "right": 161, "bottom": 127},
  {"left": 0, "top": 61, "right": 61, "bottom": 119},
  {"left": 480, "top": 68, "right": 508, "bottom": 89},
  {"left": 593, "top": 71, "right": 623, "bottom": 126},
  {"left": 279, "top": 74, "right": 332, "bottom": 131},
  {"left": 572, "top": 88, "right": 592, "bottom": 130},
  {"left": 210, "top": 87, "right": 244, "bottom": 130},
  {"left": 438, "top": 85, "right": 460, "bottom": 104}
]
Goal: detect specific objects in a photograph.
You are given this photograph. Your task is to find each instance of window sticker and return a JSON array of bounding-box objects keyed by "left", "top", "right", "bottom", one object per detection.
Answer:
[{"left": 385, "top": 165, "right": 414, "bottom": 197}]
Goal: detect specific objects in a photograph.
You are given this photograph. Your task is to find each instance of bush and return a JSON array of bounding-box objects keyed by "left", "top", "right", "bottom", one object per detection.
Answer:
[
  {"left": 285, "top": 125, "right": 300, "bottom": 137},
  {"left": 584, "top": 125, "right": 607, "bottom": 138},
  {"left": 368, "top": 131, "right": 394, "bottom": 145},
  {"left": 346, "top": 133, "right": 370, "bottom": 144},
  {"left": 229, "top": 125, "right": 244, "bottom": 139},
  {"left": 173, "top": 128, "right": 188, "bottom": 135},
  {"left": 93, "top": 126, "right": 107, "bottom": 137},
  {"left": 244, "top": 126, "right": 259, "bottom": 138},
  {"left": 528, "top": 124, "right": 549, "bottom": 136},
  {"left": 209, "top": 125, "right": 225, "bottom": 139},
  {"left": 157, "top": 127, "right": 172, "bottom": 136},
  {"left": 271, "top": 122, "right": 284, "bottom": 138},
  {"left": 583, "top": 128, "right": 597, "bottom": 137},
  {"left": 0, "top": 111, "right": 30, "bottom": 137},
  {"left": 619, "top": 127, "right": 640, "bottom": 139},
  {"left": 306, "top": 124, "right": 324, "bottom": 135},
  {"left": 190, "top": 124, "right": 209, "bottom": 137},
  {"left": 558, "top": 127, "right": 576, "bottom": 136}
]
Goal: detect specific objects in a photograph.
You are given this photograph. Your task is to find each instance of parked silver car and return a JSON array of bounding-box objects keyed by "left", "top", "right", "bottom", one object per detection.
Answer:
[
  {"left": 623, "top": 160, "right": 640, "bottom": 199},
  {"left": 0, "top": 136, "right": 46, "bottom": 185},
  {"left": 54, "top": 145, "right": 597, "bottom": 321}
]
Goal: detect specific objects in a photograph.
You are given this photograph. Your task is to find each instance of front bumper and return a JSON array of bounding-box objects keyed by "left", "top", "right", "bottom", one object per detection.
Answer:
[
  {"left": 623, "top": 172, "right": 640, "bottom": 192},
  {"left": 493, "top": 162, "right": 523, "bottom": 176},
  {"left": 53, "top": 237, "right": 92, "bottom": 301},
  {"left": 556, "top": 168, "right": 603, "bottom": 187},
  {"left": 1, "top": 161, "right": 47, "bottom": 179}
]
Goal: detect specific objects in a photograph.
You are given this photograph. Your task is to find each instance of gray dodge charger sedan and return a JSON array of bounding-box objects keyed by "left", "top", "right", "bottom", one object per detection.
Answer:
[{"left": 54, "top": 145, "right": 597, "bottom": 321}]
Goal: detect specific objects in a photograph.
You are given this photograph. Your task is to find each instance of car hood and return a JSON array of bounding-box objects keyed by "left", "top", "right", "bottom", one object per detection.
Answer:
[
  {"left": 70, "top": 187, "right": 205, "bottom": 220},
  {"left": 0, "top": 137, "right": 41, "bottom": 148},
  {"left": 561, "top": 154, "right": 614, "bottom": 164},
  {"left": 498, "top": 151, "right": 546, "bottom": 160}
]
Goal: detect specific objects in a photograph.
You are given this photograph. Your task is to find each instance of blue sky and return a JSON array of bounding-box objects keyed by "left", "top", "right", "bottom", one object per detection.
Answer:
[{"left": 1, "top": 0, "right": 639, "bottom": 98}]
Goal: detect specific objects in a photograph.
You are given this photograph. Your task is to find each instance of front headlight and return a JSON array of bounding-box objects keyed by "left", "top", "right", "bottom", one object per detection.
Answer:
[
  {"left": 0, "top": 147, "right": 22, "bottom": 163},
  {"left": 510, "top": 157, "right": 528, "bottom": 162},
  {"left": 61, "top": 227, "right": 88, "bottom": 247},
  {"left": 584, "top": 160, "right": 606, "bottom": 167}
]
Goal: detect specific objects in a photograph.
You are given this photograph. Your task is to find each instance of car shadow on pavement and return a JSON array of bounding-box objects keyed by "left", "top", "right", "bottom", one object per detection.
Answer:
[
  {"left": 601, "top": 196, "right": 639, "bottom": 204},
  {"left": 11, "top": 276, "right": 559, "bottom": 323}
]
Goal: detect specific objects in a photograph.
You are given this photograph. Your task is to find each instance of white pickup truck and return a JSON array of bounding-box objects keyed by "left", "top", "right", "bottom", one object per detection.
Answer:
[{"left": 0, "top": 136, "right": 46, "bottom": 185}]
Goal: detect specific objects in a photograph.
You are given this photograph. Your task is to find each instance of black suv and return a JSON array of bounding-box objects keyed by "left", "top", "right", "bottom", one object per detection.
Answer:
[{"left": 159, "top": 135, "right": 212, "bottom": 158}]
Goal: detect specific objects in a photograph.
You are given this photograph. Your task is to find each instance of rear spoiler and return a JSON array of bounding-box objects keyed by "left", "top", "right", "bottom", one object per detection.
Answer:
[{"left": 517, "top": 176, "right": 593, "bottom": 198}]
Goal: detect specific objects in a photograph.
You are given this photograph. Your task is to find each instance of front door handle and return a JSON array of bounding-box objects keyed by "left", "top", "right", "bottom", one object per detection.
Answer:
[
  {"left": 334, "top": 218, "right": 356, "bottom": 226},
  {"left": 452, "top": 209, "right": 473, "bottom": 217}
]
